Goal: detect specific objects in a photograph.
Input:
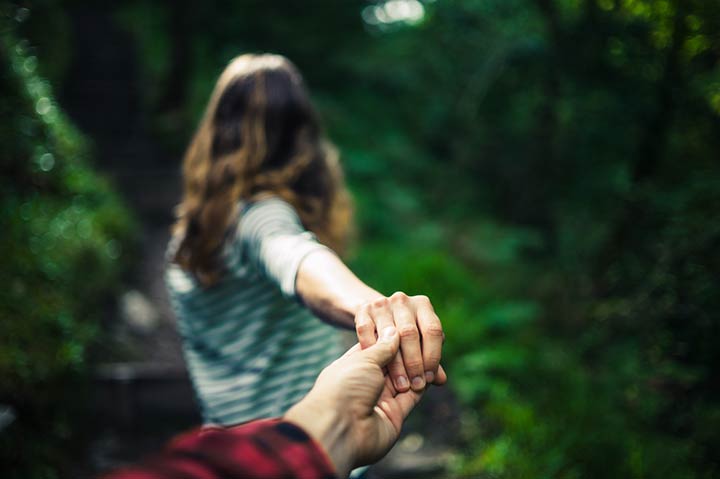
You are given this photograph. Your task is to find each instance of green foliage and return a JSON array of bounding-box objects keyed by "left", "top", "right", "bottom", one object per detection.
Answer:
[
  {"left": 9, "top": 0, "right": 720, "bottom": 477},
  {"left": 0, "top": 10, "right": 135, "bottom": 477},
  {"left": 106, "top": 0, "right": 720, "bottom": 476}
]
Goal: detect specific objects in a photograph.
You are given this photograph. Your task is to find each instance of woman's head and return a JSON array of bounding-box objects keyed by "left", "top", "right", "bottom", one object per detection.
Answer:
[{"left": 173, "top": 54, "right": 352, "bottom": 285}]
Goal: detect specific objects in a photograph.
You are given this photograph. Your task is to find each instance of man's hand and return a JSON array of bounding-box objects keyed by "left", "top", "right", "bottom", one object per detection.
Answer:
[
  {"left": 285, "top": 326, "right": 446, "bottom": 477},
  {"left": 355, "top": 292, "right": 446, "bottom": 393}
]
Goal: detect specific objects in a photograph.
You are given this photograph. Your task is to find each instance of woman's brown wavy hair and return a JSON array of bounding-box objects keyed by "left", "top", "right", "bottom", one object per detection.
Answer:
[{"left": 172, "top": 54, "right": 352, "bottom": 285}]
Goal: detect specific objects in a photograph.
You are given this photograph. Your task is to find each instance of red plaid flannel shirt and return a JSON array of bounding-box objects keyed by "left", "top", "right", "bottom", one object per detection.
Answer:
[{"left": 103, "top": 419, "right": 337, "bottom": 479}]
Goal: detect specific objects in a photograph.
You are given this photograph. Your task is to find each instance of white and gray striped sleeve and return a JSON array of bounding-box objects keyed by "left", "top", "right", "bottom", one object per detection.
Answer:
[{"left": 235, "top": 197, "right": 329, "bottom": 298}]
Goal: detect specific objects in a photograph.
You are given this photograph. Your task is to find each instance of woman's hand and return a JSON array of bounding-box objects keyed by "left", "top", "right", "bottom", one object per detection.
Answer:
[
  {"left": 355, "top": 292, "right": 446, "bottom": 392},
  {"left": 294, "top": 250, "right": 446, "bottom": 392}
]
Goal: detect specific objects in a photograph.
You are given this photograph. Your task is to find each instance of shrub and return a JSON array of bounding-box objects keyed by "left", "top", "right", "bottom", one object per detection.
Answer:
[{"left": 0, "top": 9, "right": 136, "bottom": 478}]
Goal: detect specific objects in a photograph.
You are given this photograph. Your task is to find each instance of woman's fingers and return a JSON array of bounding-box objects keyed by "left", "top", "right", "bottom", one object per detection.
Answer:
[
  {"left": 370, "top": 298, "right": 410, "bottom": 392},
  {"left": 355, "top": 304, "right": 377, "bottom": 350},
  {"left": 389, "top": 292, "right": 426, "bottom": 391},
  {"left": 355, "top": 293, "right": 445, "bottom": 392},
  {"left": 412, "top": 295, "right": 444, "bottom": 383},
  {"left": 434, "top": 364, "right": 448, "bottom": 385}
]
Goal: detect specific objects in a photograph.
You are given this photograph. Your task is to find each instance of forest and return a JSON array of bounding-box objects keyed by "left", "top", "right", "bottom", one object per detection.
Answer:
[{"left": 1, "top": 0, "right": 719, "bottom": 477}]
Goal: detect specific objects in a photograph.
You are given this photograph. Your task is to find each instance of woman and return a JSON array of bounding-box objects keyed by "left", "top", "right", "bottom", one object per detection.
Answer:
[{"left": 166, "top": 54, "right": 444, "bottom": 426}]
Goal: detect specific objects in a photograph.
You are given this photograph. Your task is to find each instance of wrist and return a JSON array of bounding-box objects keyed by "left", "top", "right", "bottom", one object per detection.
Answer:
[{"left": 284, "top": 397, "right": 355, "bottom": 477}]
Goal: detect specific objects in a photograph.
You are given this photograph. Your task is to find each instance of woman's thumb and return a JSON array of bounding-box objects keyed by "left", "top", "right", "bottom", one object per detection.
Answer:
[{"left": 363, "top": 326, "right": 400, "bottom": 367}]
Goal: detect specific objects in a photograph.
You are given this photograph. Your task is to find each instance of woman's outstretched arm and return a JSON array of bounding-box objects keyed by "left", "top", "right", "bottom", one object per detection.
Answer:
[
  {"left": 296, "top": 249, "right": 446, "bottom": 393},
  {"left": 295, "top": 249, "right": 383, "bottom": 328},
  {"left": 238, "top": 198, "right": 446, "bottom": 394}
]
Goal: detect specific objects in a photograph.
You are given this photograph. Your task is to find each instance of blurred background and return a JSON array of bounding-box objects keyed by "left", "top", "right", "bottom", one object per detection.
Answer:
[{"left": 2, "top": 0, "right": 720, "bottom": 477}]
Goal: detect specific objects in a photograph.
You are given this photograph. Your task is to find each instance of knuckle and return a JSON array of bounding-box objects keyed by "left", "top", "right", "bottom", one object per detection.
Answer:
[
  {"left": 423, "top": 326, "right": 444, "bottom": 338},
  {"left": 355, "top": 322, "right": 373, "bottom": 336},
  {"left": 413, "top": 294, "right": 431, "bottom": 306},
  {"left": 389, "top": 291, "right": 409, "bottom": 303},
  {"left": 399, "top": 326, "right": 419, "bottom": 340},
  {"left": 371, "top": 297, "right": 388, "bottom": 309}
]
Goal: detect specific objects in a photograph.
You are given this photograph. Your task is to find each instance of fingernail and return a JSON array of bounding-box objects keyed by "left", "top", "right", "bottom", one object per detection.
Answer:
[
  {"left": 412, "top": 376, "right": 425, "bottom": 390},
  {"left": 396, "top": 376, "right": 409, "bottom": 389},
  {"left": 425, "top": 371, "right": 435, "bottom": 383},
  {"left": 380, "top": 326, "right": 397, "bottom": 340}
]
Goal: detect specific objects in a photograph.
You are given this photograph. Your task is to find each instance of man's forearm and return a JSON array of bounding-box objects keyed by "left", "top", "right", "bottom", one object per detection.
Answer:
[
  {"left": 296, "top": 249, "right": 383, "bottom": 329},
  {"left": 285, "top": 396, "right": 354, "bottom": 478}
]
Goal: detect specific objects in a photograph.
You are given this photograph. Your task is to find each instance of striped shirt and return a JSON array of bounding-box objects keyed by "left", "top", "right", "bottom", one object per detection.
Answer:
[{"left": 165, "top": 198, "right": 344, "bottom": 426}]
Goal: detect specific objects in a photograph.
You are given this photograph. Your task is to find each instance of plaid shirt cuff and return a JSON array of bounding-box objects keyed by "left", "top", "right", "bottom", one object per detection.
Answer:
[{"left": 104, "top": 418, "right": 337, "bottom": 479}]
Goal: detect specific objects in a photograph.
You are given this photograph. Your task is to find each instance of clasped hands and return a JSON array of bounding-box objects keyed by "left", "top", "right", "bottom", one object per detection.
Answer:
[
  {"left": 106, "top": 294, "right": 447, "bottom": 479},
  {"left": 286, "top": 292, "right": 447, "bottom": 477},
  {"left": 355, "top": 291, "right": 446, "bottom": 392}
]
